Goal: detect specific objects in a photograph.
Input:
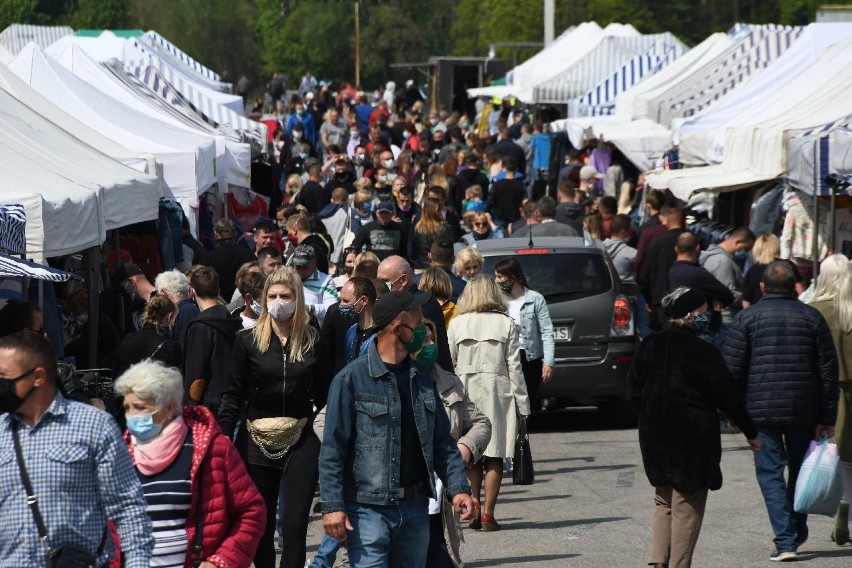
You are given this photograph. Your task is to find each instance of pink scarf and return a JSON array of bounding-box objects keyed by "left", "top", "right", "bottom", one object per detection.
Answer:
[{"left": 133, "top": 415, "right": 189, "bottom": 476}]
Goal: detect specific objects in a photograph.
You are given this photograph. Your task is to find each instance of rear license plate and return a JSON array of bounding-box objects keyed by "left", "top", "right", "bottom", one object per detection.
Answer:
[{"left": 554, "top": 326, "right": 573, "bottom": 342}]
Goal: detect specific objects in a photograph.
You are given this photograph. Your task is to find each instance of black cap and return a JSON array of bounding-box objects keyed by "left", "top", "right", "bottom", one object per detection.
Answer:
[
  {"left": 372, "top": 291, "right": 432, "bottom": 330},
  {"left": 290, "top": 244, "right": 316, "bottom": 267},
  {"left": 114, "top": 263, "right": 143, "bottom": 289},
  {"left": 666, "top": 288, "right": 707, "bottom": 319}
]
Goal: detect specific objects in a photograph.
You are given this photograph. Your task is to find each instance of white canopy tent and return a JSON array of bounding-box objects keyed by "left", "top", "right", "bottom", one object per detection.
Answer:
[
  {"left": 46, "top": 41, "right": 250, "bottom": 191},
  {"left": 646, "top": 49, "right": 852, "bottom": 199},
  {"left": 140, "top": 31, "right": 232, "bottom": 94},
  {"left": 677, "top": 23, "right": 852, "bottom": 165},
  {"left": 788, "top": 118, "right": 852, "bottom": 196},
  {"left": 0, "top": 24, "right": 72, "bottom": 54},
  {"left": 0, "top": 45, "right": 12, "bottom": 65},
  {"left": 10, "top": 44, "right": 217, "bottom": 206}
]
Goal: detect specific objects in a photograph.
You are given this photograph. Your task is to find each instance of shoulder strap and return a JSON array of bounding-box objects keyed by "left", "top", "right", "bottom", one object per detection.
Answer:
[
  {"left": 11, "top": 422, "right": 50, "bottom": 544},
  {"left": 150, "top": 339, "right": 168, "bottom": 359}
]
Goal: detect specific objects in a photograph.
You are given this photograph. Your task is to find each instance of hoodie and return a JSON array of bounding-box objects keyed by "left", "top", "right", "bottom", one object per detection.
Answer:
[
  {"left": 699, "top": 245, "right": 743, "bottom": 323},
  {"left": 555, "top": 202, "right": 584, "bottom": 234},
  {"left": 183, "top": 304, "right": 243, "bottom": 414},
  {"left": 603, "top": 239, "right": 637, "bottom": 284}
]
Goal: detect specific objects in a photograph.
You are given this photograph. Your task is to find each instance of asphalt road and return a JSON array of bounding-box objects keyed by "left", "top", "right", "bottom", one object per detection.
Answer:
[{"left": 300, "top": 408, "right": 852, "bottom": 567}]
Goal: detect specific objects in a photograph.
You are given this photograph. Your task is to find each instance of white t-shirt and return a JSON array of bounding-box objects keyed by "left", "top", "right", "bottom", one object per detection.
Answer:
[{"left": 508, "top": 296, "right": 525, "bottom": 350}]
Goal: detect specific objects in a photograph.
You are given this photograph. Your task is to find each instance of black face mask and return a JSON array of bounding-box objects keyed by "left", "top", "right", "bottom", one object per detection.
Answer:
[
  {"left": 498, "top": 280, "right": 514, "bottom": 295},
  {"left": 0, "top": 373, "right": 36, "bottom": 414}
]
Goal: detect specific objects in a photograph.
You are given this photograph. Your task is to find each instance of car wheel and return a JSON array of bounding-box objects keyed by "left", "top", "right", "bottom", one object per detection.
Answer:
[{"left": 598, "top": 400, "right": 638, "bottom": 428}]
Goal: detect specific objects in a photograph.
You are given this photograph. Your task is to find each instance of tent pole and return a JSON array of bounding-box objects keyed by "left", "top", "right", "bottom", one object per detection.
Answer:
[
  {"left": 86, "top": 246, "right": 99, "bottom": 369},
  {"left": 829, "top": 184, "right": 837, "bottom": 253},
  {"left": 812, "top": 193, "right": 819, "bottom": 280}
]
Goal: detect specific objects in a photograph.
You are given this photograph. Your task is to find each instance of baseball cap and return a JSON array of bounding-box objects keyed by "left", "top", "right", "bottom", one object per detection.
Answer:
[
  {"left": 114, "top": 263, "right": 143, "bottom": 289},
  {"left": 376, "top": 201, "right": 395, "bottom": 213},
  {"left": 580, "top": 165, "right": 604, "bottom": 180},
  {"left": 290, "top": 244, "right": 316, "bottom": 267},
  {"left": 372, "top": 291, "right": 432, "bottom": 330}
]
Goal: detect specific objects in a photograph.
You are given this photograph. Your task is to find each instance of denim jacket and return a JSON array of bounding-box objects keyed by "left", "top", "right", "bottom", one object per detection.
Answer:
[
  {"left": 319, "top": 341, "right": 471, "bottom": 512},
  {"left": 519, "top": 288, "right": 555, "bottom": 366}
]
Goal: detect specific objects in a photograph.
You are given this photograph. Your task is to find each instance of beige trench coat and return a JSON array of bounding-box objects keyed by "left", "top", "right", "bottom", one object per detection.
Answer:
[{"left": 447, "top": 311, "right": 531, "bottom": 458}]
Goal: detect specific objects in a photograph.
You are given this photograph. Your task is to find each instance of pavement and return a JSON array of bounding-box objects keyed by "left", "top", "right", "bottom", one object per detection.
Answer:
[{"left": 298, "top": 408, "right": 852, "bottom": 567}]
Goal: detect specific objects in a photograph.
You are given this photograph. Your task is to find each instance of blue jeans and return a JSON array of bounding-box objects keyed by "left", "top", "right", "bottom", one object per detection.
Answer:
[
  {"left": 309, "top": 533, "right": 340, "bottom": 568},
  {"left": 635, "top": 294, "right": 651, "bottom": 339},
  {"left": 754, "top": 426, "right": 813, "bottom": 551},
  {"left": 345, "top": 497, "right": 430, "bottom": 567}
]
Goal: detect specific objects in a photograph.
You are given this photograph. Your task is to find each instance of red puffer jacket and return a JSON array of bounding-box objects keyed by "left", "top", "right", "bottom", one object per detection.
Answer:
[{"left": 124, "top": 405, "right": 266, "bottom": 568}]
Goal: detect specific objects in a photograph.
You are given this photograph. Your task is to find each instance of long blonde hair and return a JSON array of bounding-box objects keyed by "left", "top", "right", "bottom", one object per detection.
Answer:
[
  {"left": 456, "top": 274, "right": 507, "bottom": 315},
  {"left": 415, "top": 198, "right": 444, "bottom": 236},
  {"left": 807, "top": 254, "right": 852, "bottom": 333},
  {"left": 252, "top": 267, "right": 317, "bottom": 361}
]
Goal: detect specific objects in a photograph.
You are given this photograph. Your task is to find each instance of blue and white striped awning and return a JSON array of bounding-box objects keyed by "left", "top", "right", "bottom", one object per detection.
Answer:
[
  {"left": 787, "top": 116, "right": 852, "bottom": 196},
  {"left": 569, "top": 39, "right": 686, "bottom": 118},
  {"left": 140, "top": 31, "right": 232, "bottom": 94},
  {"left": 123, "top": 60, "right": 266, "bottom": 154},
  {"left": 652, "top": 27, "right": 803, "bottom": 125},
  {"left": 0, "top": 24, "right": 73, "bottom": 55},
  {"left": 0, "top": 253, "right": 82, "bottom": 282},
  {"left": 728, "top": 23, "right": 799, "bottom": 40},
  {"left": 0, "top": 204, "right": 26, "bottom": 255},
  {"left": 533, "top": 33, "right": 689, "bottom": 105}
]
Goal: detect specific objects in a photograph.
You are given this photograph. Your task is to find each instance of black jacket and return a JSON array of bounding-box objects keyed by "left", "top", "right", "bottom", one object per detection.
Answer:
[
  {"left": 298, "top": 180, "right": 331, "bottom": 215},
  {"left": 668, "top": 261, "right": 735, "bottom": 306},
  {"left": 639, "top": 228, "right": 685, "bottom": 306},
  {"left": 492, "top": 139, "right": 526, "bottom": 175},
  {"left": 723, "top": 294, "right": 839, "bottom": 428},
  {"left": 351, "top": 220, "right": 409, "bottom": 260},
  {"left": 112, "top": 325, "right": 182, "bottom": 378},
  {"left": 209, "top": 240, "right": 256, "bottom": 300},
  {"left": 488, "top": 178, "right": 525, "bottom": 223},
  {"left": 628, "top": 326, "right": 757, "bottom": 493},
  {"left": 218, "top": 325, "right": 331, "bottom": 438},
  {"left": 554, "top": 202, "right": 584, "bottom": 235},
  {"left": 182, "top": 305, "right": 243, "bottom": 414}
]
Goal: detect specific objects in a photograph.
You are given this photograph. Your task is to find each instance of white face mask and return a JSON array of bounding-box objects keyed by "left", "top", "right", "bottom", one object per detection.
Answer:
[
  {"left": 383, "top": 159, "right": 395, "bottom": 169},
  {"left": 267, "top": 299, "right": 296, "bottom": 321},
  {"left": 250, "top": 300, "right": 262, "bottom": 317}
]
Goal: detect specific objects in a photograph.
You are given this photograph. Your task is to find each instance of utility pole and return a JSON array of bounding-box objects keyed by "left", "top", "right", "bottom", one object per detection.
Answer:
[
  {"left": 544, "top": 0, "right": 554, "bottom": 46},
  {"left": 354, "top": 0, "right": 361, "bottom": 87}
]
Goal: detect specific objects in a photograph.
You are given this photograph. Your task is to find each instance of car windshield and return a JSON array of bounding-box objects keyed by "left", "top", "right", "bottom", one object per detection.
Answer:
[{"left": 483, "top": 252, "right": 612, "bottom": 301}]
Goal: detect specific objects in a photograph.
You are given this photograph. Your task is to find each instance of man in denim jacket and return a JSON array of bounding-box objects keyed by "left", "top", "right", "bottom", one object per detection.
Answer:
[{"left": 319, "top": 291, "right": 475, "bottom": 566}]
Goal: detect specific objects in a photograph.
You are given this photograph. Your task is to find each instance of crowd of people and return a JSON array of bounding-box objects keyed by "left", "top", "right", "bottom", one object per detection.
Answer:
[{"left": 0, "top": 71, "right": 850, "bottom": 568}]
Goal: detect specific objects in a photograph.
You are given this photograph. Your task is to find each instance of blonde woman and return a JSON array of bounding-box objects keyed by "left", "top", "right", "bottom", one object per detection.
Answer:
[
  {"left": 284, "top": 173, "right": 303, "bottom": 205},
  {"left": 742, "top": 233, "right": 804, "bottom": 308},
  {"left": 806, "top": 254, "right": 852, "bottom": 544},
  {"left": 447, "top": 275, "right": 530, "bottom": 532},
  {"left": 419, "top": 267, "right": 457, "bottom": 328},
  {"left": 412, "top": 199, "right": 454, "bottom": 269},
  {"left": 454, "top": 247, "right": 484, "bottom": 282},
  {"left": 218, "top": 267, "right": 330, "bottom": 568}
]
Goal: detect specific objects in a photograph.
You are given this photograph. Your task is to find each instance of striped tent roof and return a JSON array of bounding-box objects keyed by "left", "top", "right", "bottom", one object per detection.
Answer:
[
  {"left": 533, "top": 33, "right": 688, "bottom": 105},
  {"left": 0, "top": 204, "right": 26, "bottom": 255},
  {"left": 787, "top": 116, "right": 852, "bottom": 196},
  {"left": 141, "top": 31, "right": 231, "bottom": 92},
  {"left": 0, "top": 24, "right": 73, "bottom": 55},
  {"left": 569, "top": 37, "right": 686, "bottom": 118},
  {"left": 0, "top": 253, "right": 82, "bottom": 282},
  {"left": 650, "top": 26, "right": 803, "bottom": 126}
]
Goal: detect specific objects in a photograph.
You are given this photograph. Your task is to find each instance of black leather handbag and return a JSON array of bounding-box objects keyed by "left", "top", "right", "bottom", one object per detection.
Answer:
[{"left": 512, "top": 417, "right": 535, "bottom": 485}]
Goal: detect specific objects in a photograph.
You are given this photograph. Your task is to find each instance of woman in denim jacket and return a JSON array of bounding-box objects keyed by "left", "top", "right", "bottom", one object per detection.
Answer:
[{"left": 494, "top": 258, "right": 555, "bottom": 407}]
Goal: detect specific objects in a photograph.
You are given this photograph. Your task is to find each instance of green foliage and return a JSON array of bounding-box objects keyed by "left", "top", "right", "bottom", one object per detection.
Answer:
[
  {"left": 0, "top": 0, "right": 38, "bottom": 30},
  {"left": 68, "top": 0, "right": 128, "bottom": 29}
]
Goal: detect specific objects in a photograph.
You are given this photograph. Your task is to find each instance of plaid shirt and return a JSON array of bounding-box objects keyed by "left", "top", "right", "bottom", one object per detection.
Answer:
[{"left": 0, "top": 391, "right": 153, "bottom": 567}]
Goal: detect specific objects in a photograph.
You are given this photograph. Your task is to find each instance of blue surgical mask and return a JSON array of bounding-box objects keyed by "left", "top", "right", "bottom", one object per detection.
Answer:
[
  {"left": 690, "top": 312, "right": 712, "bottom": 332},
  {"left": 733, "top": 249, "right": 749, "bottom": 261},
  {"left": 127, "top": 411, "right": 163, "bottom": 442}
]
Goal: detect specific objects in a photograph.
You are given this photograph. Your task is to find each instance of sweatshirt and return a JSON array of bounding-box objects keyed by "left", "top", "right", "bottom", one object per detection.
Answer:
[{"left": 699, "top": 245, "right": 743, "bottom": 323}]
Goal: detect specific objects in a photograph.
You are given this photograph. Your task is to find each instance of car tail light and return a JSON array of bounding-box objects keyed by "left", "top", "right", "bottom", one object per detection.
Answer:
[{"left": 611, "top": 294, "right": 634, "bottom": 336}]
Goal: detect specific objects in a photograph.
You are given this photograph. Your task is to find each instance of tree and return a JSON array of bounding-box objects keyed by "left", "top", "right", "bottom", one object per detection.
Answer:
[
  {"left": 0, "top": 0, "right": 38, "bottom": 30},
  {"left": 69, "top": 0, "right": 128, "bottom": 29}
]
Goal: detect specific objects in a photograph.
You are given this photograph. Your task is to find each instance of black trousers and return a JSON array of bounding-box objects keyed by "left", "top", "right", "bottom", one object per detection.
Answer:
[
  {"left": 426, "top": 512, "right": 454, "bottom": 568},
  {"left": 247, "top": 432, "right": 321, "bottom": 568},
  {"left": 520, "top": 349, "right": 544, "bottom": 404}
]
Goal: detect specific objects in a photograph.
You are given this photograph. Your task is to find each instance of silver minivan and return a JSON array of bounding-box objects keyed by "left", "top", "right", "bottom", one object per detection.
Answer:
[{"left": 471, "top": 237, "right": 638, "bottom": 422}]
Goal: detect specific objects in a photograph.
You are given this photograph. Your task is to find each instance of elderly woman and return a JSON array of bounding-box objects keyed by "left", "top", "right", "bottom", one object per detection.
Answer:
[
  {"left": 116, "top": 360, "right": 265, "bottom": 568},
  {"left": 217, "top": 267, "right": 330, "bottom": 568},
  {"left": 417, "top": 320, "right": 492, "bottom": 567},
  {"left": 461, "top": 212, "right": 504, "bottom": 245},
  {"left": 806, "top": 254, "right": 852, "bottom": 544},
  {"left": 154, "top": 269, "right": 200, "bottom": 349},
  {"left": 447, "top": 275, "right": 530, "bottom": 532},
  {"left": 453, "top": 246, "right": 484, "bottom": 283},
  {"left": 628, "top": 287, "right": 760, "bottom": 568}
]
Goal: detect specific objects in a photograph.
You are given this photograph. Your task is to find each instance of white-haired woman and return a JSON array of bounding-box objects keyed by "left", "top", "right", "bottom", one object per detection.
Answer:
[
  {"left": 116, "top": 360, "right": 265, "bottom": 568},
  {"left": 154, "top": 269, "right": 199, "bottom": 349},
  {"left": 218, "top": 267, "right": 330, "bottom": 568},
  {"left": 806, "top": 254, "right": 852, "bottom": 544},
  {"left": 453, "top": 246, "right": 484, "bottom": 282},
  {"left": 628, "top": 287, "right": 760, "bottom": 568},
  {"left": 447, "top": 275, "right": 530, "bottom": 532}
]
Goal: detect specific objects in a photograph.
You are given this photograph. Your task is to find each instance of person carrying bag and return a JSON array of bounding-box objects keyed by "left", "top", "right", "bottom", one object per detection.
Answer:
[{"left": 513, "top": 416, "right": 534, "bottom": 485}]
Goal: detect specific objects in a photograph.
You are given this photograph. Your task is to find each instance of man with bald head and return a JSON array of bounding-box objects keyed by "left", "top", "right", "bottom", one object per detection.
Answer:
[{"left": 378, "top": 256, "right": 453, "bottom": 370}]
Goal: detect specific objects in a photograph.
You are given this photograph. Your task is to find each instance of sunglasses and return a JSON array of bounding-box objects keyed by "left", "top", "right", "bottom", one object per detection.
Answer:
[{"left": 473, "top": 222, "right": 488, "bottom": 228}]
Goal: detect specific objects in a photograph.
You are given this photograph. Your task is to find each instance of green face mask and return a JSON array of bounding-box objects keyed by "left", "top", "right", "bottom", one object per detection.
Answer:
[
  {"left": 402, "top": 324, "right": 427, "bottom": 353},
  {"left": 416, "top": 344, "right": 438, "bottom": 368}
]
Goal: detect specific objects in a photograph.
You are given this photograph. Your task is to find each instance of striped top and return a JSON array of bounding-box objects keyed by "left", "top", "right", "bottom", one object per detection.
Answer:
[{"left": 137, "top": 431, "right": 194, "bottom": 568}]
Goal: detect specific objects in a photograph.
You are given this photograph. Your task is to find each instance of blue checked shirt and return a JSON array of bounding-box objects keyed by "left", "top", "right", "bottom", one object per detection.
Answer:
[{"left": 0, "top": 391, "right": 153, "bottom": 567}]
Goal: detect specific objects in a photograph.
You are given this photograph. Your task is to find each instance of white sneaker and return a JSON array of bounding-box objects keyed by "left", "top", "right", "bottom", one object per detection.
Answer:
[{"left": 769, "top": 549, "right": 797, "bottom": 562}]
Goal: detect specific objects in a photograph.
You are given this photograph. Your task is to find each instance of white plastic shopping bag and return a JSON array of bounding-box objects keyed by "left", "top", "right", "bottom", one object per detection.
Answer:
[{"left": 793, "top": 437, "right": 842, "bottom": 516}]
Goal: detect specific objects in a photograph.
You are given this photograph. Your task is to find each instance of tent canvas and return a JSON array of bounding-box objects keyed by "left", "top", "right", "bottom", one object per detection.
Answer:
[
  {"left": 0, "top": 24, "right": 72, "bottom": 55},
  {"left": 141, "top": 31, "right": 230, "bottom": 92},
  {"left": 677, "top": 23, "right": 852, "bottom": 165},
  {"left": 788, "top": 120, "right": 852, "bottom": 196},
  {"left": 10, "top": 44, "right": 217, "bottom": 204}
]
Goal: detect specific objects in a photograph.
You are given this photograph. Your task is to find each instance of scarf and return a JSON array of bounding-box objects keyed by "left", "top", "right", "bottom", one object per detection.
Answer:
[{"left": 133, "top": 415, "right": 189, "bottom": 476}]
